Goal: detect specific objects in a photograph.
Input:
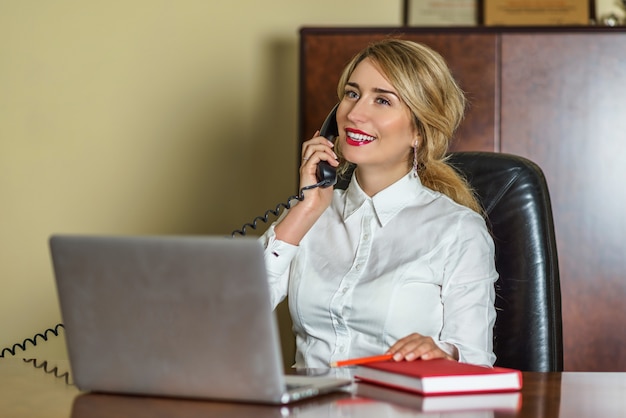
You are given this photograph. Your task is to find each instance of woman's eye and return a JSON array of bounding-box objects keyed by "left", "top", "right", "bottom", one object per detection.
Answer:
[
  {"left": 376, "top": 97, "right": 391, "bottom": 106},
  {"left": 344, "top": 90, "right": 359, "bottom": 99}
]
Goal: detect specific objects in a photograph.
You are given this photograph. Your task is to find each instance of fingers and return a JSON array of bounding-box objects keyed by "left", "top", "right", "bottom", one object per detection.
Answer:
[
  {"left": 301, "top": 131, "right": 338, "bottom": 167},
  {"left": 387, "top": 334, "right": 455, "bottom": 362}
]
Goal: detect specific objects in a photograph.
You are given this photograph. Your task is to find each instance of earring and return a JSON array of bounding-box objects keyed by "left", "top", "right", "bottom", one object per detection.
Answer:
[{"left": 412, "top": 141, "right": 419, "bottom": 178}]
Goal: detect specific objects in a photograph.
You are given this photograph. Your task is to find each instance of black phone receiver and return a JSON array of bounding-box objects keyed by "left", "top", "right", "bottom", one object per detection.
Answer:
[{"left": 316, "top": 104, "right": 339, "bottom": 188}]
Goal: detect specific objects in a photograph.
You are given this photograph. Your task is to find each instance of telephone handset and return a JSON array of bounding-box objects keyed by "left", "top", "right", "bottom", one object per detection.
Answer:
[
  {"left": 316, "top": 104, "right": 339, "bottom": 188},
  {"left": 231, "top": 105, "right": 340, "bottom": 237}
]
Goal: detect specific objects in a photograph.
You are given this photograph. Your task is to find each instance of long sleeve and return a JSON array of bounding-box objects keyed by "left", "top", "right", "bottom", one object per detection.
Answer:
[
  {"left": 438, "top": 213, "right": 498, "bottom": 366},
  {"left": 259, "top": 224, "right": 299, "bottom": 309}
]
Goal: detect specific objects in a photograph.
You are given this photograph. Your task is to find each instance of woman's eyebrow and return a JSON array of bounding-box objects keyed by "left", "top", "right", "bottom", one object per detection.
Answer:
[
  {"left": 347, "top": 82, "right": 399, "bottom": 99},
  {"left": 373, "top": 87, "right": 399, "bottom": 98}
]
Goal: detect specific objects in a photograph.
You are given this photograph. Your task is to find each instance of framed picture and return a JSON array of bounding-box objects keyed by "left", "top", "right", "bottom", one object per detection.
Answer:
[
  {"left": 483, "top": 0, "right": 590, "bottom": 26},
  {"left": 403, "top": 0, "right": 479, "bottom": 26}
]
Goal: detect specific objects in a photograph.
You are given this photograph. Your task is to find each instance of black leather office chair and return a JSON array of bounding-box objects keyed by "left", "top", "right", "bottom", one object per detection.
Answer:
[
  {"left": 447, "top": 152, "right": 563, "bottom": 372},
  {"left": 335, "top": 152, "right": 563, "bottom": 372}
]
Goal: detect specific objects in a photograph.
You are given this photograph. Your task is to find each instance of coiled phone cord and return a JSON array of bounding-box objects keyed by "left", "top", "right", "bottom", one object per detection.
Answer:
[
  {"left": 22, "top": 358, "right": 72, "bottom": 385},
  {"left": 230, "top": 181, "right": 325, "bottom": 237},
  {"left": 4, "top": 181, "right": 327, "bottom": 385},
  {"left": 0, "top": 323, "right": 65, "bottom": 358},
  {"left": 0, "top": 324, "right": 72, "bottom": 385}
]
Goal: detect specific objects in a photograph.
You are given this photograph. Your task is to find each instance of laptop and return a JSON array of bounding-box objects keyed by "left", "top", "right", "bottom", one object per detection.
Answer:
[{"left": 49, "top": 234, "right": 351, "bottom": 404}]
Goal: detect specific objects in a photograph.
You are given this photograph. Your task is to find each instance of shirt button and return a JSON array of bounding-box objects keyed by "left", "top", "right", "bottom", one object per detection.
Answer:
[
  {"left": 355, "top": 264, "right": 360, "bottom": 271},
  {"left": 338, "top": 345, "right": 345, "bottom": 353},
  {"left": 363, "top": 234, "right": 369, "bottom": 241},
  {"left": 341, "top": 287, "right": 348, "bottom": 294}
]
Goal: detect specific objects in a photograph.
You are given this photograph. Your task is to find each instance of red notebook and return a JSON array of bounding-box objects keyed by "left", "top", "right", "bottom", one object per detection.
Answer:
[{"left": 354, "top": 358, "right": 522, "bottom": 396}]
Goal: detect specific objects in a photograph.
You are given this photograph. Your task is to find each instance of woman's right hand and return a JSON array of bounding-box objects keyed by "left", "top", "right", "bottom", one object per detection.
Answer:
[
  {"left": 274, "top": 132, "right": 339, "bottom": 245},
  {"left": 298, "top": 131, "right": 339, "bottom": 208}
]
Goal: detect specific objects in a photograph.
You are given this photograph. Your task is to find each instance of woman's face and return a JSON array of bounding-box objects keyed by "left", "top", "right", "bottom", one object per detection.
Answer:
[{"left": 336, "top": 58, "right": 417, "bottom": 177}]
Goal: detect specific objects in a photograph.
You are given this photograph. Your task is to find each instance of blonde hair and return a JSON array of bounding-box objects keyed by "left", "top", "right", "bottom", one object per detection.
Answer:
[{"left": 335, "top": 39, "right": 482, "bottom": 214}]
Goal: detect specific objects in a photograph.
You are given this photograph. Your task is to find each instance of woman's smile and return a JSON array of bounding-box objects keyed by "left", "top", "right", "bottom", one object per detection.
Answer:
[{"left": 345, "top": 127, "right": 376, "bottom": 146}]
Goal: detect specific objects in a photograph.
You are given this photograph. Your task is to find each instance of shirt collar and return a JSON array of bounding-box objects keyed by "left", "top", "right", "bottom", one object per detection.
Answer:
[{"left": 343, "top": 172, "right": 425, "bottom": 227}]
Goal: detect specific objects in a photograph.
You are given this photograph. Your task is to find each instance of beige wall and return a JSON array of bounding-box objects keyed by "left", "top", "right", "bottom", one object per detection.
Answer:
[{"left": 0, "top": 1, "right": 400, "bottom": 362}]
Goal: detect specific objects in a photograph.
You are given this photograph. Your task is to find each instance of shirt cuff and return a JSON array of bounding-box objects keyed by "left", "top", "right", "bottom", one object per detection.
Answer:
[{"left": 261, "top": 225, "right": 299, "bottom": 277}]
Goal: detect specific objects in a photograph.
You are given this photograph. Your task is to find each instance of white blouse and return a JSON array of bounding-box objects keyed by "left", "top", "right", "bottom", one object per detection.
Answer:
[{"left": 260, "top": 172, "right": 497, "bottom": 368}]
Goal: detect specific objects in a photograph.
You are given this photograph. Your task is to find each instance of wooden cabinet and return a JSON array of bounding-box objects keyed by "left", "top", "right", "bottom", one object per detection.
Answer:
[{"left": 300, "top": 26, "right": 626, "bottom": 372}]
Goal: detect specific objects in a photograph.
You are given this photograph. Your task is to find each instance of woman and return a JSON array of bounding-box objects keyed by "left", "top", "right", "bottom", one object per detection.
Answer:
[{"left": 260, "top": 39, "right": 497, "bottom": 368}]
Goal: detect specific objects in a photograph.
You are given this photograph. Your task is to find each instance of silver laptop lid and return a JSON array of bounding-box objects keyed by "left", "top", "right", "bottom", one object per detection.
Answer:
[{"left": 50, "top": 235, "right": 293, "bottom": 403}]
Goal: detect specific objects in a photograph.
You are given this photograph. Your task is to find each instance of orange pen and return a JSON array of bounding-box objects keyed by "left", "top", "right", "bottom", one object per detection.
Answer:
[{"left": 331, "top": 353, "right": 394, "bottom": 368}]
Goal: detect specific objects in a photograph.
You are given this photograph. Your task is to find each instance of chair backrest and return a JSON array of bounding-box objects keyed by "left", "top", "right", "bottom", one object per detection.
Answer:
[
  {"left": 447, "top": 152, "right": 563, "bottom": 372},
  {"left": 335, "top": 151, "right": 563, "bottom": 371}
]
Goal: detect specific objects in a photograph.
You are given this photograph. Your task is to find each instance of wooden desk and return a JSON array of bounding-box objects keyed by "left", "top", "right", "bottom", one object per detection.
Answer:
[{"left": 1, "top": 359, "right": 625, "bottom": 417}]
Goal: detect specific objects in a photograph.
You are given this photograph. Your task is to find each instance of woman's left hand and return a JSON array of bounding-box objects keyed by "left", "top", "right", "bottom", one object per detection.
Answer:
[{"left": 386, "top": 333, "right": 458, "bottom": 362}]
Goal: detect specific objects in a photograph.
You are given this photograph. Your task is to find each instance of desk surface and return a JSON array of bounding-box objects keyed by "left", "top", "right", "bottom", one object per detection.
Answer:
[{"left": 1, "top": 359, "right": 625, "bottom": 417}]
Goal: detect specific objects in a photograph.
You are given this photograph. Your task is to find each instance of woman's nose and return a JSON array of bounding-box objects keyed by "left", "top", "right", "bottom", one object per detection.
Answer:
[{"left": 346, "top": 100, "right": 368, "bottom": 124}]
